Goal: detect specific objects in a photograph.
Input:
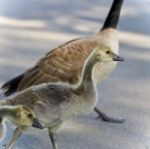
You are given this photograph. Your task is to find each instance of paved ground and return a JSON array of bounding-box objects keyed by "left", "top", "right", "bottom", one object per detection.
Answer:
[{"left": 0, "top": 0, "right": 150, "bottom": 149}]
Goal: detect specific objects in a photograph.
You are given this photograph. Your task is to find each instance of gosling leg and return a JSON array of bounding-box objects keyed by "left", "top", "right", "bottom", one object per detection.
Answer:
[
  {"left": 48, "top": 128, "right": 58, "bottom": 149},
  {"left": 94, "top": 107, "right": 125, "bottom": 123},
  {"left": 5, "top": 126, "right": 26, "bottom": 149}
]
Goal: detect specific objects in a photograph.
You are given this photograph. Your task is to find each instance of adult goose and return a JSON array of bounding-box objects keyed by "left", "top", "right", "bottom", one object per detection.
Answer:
[{"left": 1, "top": 0, "right": 124, "bottom": 123}]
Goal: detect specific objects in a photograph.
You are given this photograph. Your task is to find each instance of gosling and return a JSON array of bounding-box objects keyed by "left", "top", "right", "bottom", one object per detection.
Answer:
[
  {"left": 0, "top": 105, "right": 42, "bottom": 149},
  {"left": 0, "top": 45, "right": 124, "bottom": 149}
]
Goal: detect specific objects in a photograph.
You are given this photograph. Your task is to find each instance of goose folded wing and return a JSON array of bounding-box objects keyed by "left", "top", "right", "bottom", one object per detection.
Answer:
[{"left": 16, "top": 38, "right": 98, "bottom": 91}]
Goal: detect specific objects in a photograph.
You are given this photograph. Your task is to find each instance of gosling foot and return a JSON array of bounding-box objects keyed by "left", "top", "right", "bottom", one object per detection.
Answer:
[
  {"left": 48, "top": 128, "right": 58, "bottom": 149},
  {"left": 94, "top": 107, "right": 125, "bottom": 124}
]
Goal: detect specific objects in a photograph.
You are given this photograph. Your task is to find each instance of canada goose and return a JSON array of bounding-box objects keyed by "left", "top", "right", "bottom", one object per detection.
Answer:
[
  {"left": 0, "top": 46, "right": 124, "bottom": 149},
  {"left": 1, "top": 0, "right": 124, "bottom": 123},
  {"left": 0, "top": 105, "right": 42, "bottom": 149}
]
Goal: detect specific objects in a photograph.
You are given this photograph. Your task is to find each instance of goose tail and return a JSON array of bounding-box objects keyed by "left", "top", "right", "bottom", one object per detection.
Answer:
[{"left": 1, "top": 74, "right": 24, "bottom": 96}]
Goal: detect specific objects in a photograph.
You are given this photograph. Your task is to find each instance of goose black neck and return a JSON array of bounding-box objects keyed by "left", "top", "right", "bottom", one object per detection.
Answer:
[{"left": 101, "top": 0, "right": 124, "bottom": 30}]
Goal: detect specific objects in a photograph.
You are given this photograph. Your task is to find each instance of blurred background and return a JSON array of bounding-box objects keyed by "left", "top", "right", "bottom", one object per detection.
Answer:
[{"left": 0, "top": 0, "right": 150, "bottom": 149}]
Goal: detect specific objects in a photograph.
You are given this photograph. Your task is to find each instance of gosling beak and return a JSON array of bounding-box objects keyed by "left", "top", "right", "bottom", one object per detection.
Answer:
[
  {"left": 112, "top": 53, "right": 124, "bottom": 61},
  {"left": 32, "top": 118, "right": 43, "bottom": 129}
]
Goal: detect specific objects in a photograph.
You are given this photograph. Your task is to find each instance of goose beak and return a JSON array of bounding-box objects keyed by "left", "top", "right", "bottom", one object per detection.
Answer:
[
  {"left": 112, "top": 53, "right": 124, "bottom": 61},
  {"left": 32, "top": 118, "right": 43, "bottom": 129}
]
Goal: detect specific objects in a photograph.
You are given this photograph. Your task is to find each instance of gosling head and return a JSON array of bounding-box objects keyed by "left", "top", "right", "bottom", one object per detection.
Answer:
[
  {"left": 10, "top": 105, "right": 43, "bottom": 129},
  {"left": 94, "top": 45, "right": 124, "bottom": 62}
]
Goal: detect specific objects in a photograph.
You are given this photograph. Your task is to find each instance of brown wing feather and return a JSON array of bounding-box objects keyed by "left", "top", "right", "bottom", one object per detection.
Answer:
[{"left": 17, "top": 37, "right": 98, "bottom": 91}]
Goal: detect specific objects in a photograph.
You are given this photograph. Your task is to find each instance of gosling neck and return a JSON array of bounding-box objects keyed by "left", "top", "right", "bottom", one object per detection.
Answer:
[
  {"left": 0, "top": 106, "right": 15, "bottom": 118},
  {"left": 78, "top": 51, "right": 98, "bottom": 89}
]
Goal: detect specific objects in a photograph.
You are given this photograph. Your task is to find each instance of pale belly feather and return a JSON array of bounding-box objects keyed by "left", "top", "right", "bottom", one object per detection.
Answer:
[
  {"left": 93, "top": 28, "right": 119, "bottom": 85},
  {"left": 60, "top": 91, "right": 97, "bottom": 121},
  {"left": 93, "top": 61, "right": 117, "bottom": 85}
]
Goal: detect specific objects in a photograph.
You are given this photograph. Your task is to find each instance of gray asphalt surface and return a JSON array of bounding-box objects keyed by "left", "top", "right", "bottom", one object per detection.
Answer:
[{"left": 0, "top": 0, "right": 150, "bottom": 149}]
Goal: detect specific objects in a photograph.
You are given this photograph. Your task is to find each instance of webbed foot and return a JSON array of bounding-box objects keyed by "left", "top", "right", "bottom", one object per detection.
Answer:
[{"left": 94, "top": 107, "right": 125, "bottom": 124}]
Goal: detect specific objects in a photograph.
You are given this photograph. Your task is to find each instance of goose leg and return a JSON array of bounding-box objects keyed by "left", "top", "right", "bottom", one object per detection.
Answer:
[
  {"left": 48, "top": 129, "right": 58, "bottom": 149},
  {"left": 4, "top": 126, "right": 26, "bottom": 149},
  {"left": 94, "top": 107, "right": 125, "bottom": 123}
]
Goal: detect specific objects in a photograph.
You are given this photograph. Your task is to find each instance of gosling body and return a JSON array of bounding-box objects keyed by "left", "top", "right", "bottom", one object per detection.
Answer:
[{"left": 0, "top": 46, "right": 124, "bottom": 149}]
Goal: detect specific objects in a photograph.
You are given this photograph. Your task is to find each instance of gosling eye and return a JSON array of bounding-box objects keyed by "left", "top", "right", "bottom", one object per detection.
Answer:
[
  {"left": 27, "top": 114, "right": 33, "bottom": 119},
  {"left": 106, "top": 50, "right": 110, "bottom": 54}
]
